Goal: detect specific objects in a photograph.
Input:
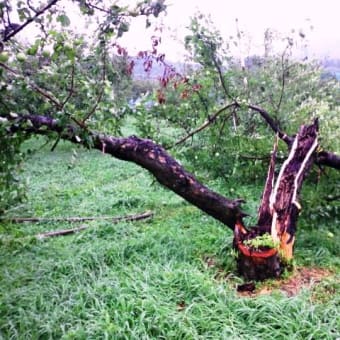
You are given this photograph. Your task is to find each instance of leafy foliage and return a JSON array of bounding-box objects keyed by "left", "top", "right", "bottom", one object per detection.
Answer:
[
  {"left": 132, "top": 15, "right": 338, "bottom": 174},
  {"left": 0, "top": 0, "right": 167, "bottom": 213},
  {"left": 244, "top": 233, "right": 279, "bottom": 250}
]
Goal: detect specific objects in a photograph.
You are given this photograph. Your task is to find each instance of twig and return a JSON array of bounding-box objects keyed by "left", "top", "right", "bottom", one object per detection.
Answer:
[
  {"left": 3, "top": 210, "right": 153, "bottom": 224},
  {"left": 239, "top": 154, "right": 284, "bottom": 161},
  {"left": 276, "top": 48, "right": 287, "bottom": 114},
  {"left": 171, "top": 102, "right": 238, "bottom": 148},
  {"left": 0, "top": 62, "right": 62, "bottom": 109},
  {"left": 36, "top": 225, "right": 88, "bottom": 239},
  {"left": 3, "top": 0, "right": 60, "bottom": 42},
  {"left": 62, "top": 62, "right": 75, "bottom": 107},
  {"left": 0, "top": 62, "right": 87, "bottom": 130},
  {"left": 210, "top": 46, "right": 234, "bottom": 101},
  {"left": 50, "top": 134, "right": 61, "bottom": 151},
  {"left": 83, "top": 1, "right": 110, "bottom": 14},
  {"left": 82, "top": 49, "right": 107, "bottom": 124},
  {"left": 247, "top": 104, "right": 293, "bottom": 145}
]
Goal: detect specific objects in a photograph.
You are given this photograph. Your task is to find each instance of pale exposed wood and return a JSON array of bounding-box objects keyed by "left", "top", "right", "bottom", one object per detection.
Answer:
[{"left": 257, "top": 135, "right": 278, "bottom": 229}]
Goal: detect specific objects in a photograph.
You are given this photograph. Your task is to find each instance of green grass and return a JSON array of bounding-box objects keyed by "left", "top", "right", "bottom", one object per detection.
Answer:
[{"left": 0, "top": 138, "right": 339, "bottom": 339}]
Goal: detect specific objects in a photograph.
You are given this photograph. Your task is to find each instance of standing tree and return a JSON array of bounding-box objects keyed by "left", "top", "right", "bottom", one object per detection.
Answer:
[{"left": 0, "top": 1, "right": 339, "bottom": 280}]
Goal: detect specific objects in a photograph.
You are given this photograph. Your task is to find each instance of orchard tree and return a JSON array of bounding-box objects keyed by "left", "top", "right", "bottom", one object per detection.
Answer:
[{"left": 0, "top": 1, "right": 339, "bottom": 280}]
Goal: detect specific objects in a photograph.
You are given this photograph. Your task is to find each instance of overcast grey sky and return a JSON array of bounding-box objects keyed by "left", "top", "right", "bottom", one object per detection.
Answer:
[
  {"left": 120, "top": 0, "right": 340, "bottom": 60},
  {"left": 15, "top": 0, "right": 340, "bottom": 60}
]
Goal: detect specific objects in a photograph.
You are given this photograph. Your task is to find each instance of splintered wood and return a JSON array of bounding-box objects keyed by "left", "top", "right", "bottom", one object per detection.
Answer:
[{"left": 234, "top": 120, "right": 319, "bottom": 280}]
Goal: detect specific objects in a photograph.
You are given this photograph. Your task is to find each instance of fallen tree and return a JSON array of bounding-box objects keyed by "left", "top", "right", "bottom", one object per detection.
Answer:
[{"left": 5, "top": 110, "right": 338, "bottom": 280}]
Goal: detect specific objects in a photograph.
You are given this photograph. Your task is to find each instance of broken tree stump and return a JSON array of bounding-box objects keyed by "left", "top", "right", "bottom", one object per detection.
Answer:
[{"left": 234, "top": 120, "right": 319, "bottom": 280}]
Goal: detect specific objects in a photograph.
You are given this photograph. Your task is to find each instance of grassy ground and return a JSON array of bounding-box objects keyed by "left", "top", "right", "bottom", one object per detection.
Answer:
[{"left": 0, "top": 138, "right": 339, "bottom": 339}]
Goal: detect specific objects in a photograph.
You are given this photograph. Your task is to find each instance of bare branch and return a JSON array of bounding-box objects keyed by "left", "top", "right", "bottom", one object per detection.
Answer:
[
  {"left": 82, "top": 49, "right": 107, "bottom": 124},
  {"left": 2, "top": 0, "right": 60, "bottom": 42},
  {"left": 3, "top": 210, "right": 153, "bottom": 224},
  {"left": 34, "top": 211, "right": 154, "bottom": 239},
  {"left": 209, "top": 44, "right": 234, "bottom": 101},
  {"left": 61, "top": 62, "right": 75, "bottom": 107},
  {"left": 172, "top": 102, "right": 238, "bottom": 148},
  {"left": 247, "top": 103, "right": 293, "bottom": 145},
  {"left": 276, "top": 47, "right": 288, "bottom": 114},
  {"left": 37, "top": 225, "right": 88, "bottom": 238}
]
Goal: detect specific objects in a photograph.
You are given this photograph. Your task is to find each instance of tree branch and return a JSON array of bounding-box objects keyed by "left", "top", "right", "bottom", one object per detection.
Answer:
[
  {"left": 171, "top": 102, "right": 238, "bottom": 148},
  {"left": 247, "top": 104, "right": 294, "bottom": 145},
  {"left": 15, "top": 114, "right": 246, "bottom": 229},
  {"left": 34, "top": 211, "right": 154, "bottom": 239},
  {"left": 0, "top": 62, "right": 87, "bottom": 130},
  {"left": 4, "top": 210, "right": 153, "bottom": 224},
  {"left": 209, "top": 45, "right": 234, "bottom": 102},
  {"left": 316, "top": 150, "right": 340, "bottom": 169},
  {"left": 62, "top": 62, "right": 75, "bottom": 107},
  {"left": 0, "top": 62, "right": 62, "bottom": 109},
  {"left": 2, "top": 0, "right": 60, "bottom": 42},
  {"left": 276, "top": 48, "right": 288, "bottom": 114},
  {"left": 246, "top": 104, "right": 340, "bottom": 170},
  {"left": 169, "top": 99, "right": 339, "bottom": 170},
  {"left": 82, "top": 49, "right": 107, "bottom": 124}
]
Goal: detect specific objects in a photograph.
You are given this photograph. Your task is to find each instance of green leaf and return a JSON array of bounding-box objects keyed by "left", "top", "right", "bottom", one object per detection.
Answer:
[
  {"left": 57, "top": 14, "right": 71, "bottom": 27},
  {"left": 26, "top": 46, "right": 38, "bottom": 56}
]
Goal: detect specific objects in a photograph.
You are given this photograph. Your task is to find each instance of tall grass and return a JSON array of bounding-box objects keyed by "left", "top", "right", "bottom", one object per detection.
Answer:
[{"left": 0, "top": 138, "right": 339, "bottom": 339}]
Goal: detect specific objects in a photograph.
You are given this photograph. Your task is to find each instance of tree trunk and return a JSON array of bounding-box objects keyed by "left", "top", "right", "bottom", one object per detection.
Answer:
[{"left": 234, "top": 120, "right": 319, "bottom": 280}]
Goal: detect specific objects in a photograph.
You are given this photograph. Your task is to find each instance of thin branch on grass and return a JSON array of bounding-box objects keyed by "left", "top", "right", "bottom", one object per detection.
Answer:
[
  {"left": 36, "top": 225, "right": 88, "bottom": 239},
  {"left": 3, "top": 210, "right": 154, "bottom": 224},
  {"left": 35, "top": 211, "right": 153, "bottom": 239}
]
